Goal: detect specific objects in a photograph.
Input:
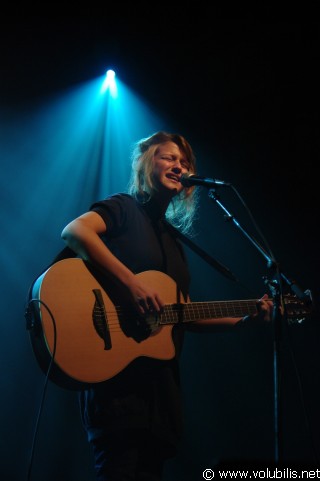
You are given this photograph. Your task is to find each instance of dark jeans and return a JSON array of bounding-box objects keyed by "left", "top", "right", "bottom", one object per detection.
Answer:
[{"left": 90, "top": 430, "right": 171, "bottom": 481}]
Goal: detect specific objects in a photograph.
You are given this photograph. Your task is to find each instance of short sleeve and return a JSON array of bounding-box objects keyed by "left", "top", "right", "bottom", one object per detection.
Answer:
[{"left": 90, "top": 193, "right": 134, "bottom": 233}]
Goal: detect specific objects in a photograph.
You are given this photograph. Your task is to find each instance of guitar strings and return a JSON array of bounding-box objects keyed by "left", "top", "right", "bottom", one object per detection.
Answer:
[
  {"left": 38, "top": 301, "right": 263, "bottom": 335},
  {"left": 38, "top": 297, "right": 305, "bottom": 334}
]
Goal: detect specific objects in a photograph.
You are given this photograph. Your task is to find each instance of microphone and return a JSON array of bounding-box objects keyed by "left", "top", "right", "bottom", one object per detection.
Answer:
[{"left": 180, "top": 173, "right": 231, "bottom": 188}]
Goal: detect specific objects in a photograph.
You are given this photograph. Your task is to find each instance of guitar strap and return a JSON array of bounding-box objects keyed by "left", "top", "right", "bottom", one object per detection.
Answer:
[
  {"left": 164, "top": 221, "right": 238, "bottom": 282},
  {"left": 54, "top": 228, "right": 238, "bottom": 282}
]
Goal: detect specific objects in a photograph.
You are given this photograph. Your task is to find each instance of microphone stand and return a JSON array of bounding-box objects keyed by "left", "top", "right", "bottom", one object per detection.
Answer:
[{"left": 207, "top": 187, "right": 312, "bottom": 466}]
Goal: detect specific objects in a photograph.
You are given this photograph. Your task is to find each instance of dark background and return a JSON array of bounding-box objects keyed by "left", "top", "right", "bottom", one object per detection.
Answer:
[{"left": 1, "top": 15, "right": 319, "bottom": 480}]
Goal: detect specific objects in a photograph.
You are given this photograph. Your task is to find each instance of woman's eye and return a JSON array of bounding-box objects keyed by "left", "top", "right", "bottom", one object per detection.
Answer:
[{"left": 160, "top": 155, "right": 189, "bottom": 169}]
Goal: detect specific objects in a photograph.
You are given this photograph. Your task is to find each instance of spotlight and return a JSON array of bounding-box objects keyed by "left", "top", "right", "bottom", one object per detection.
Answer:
[{"left": 100, "top": 69, "right": 117, "bottom": 97}]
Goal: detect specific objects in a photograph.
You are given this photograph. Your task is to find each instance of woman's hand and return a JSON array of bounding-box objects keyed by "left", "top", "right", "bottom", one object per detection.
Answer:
[
  {"left": 125, "top": 277, "right": 164, "bottom": 315},
  {"left": 249, "top": 294, "right": 273, "bottom": 323},
  {"left": 238, "top": 294, "right": 274, "bottom": 327},
  {"left": 255, "top": 293, "right": 273, "bottom": 322}
]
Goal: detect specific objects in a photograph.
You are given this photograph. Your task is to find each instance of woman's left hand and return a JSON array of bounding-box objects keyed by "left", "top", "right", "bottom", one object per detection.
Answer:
[{"left": 255, "top": 294, "right": 273, "bottom": 322}]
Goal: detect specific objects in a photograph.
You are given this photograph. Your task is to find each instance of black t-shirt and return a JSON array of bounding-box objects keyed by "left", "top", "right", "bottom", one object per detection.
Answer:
[{"left": 79, "top": 193, "right": 191, "bottom": 452}]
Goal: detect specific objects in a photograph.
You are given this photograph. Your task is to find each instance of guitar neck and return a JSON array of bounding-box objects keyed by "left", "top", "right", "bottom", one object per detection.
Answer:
[{"left": 160, "top": 299, "right": 259, "bottom": 325}]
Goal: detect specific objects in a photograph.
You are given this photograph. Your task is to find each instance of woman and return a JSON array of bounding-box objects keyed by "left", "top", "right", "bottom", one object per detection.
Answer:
[{"left": 61, "top": 131, "right": 272, "bottom": 480}]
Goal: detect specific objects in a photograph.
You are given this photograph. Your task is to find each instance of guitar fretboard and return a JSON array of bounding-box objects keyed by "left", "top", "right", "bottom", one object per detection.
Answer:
[{"left": 160, "top": 300, "right": 258, "bottom": 325}]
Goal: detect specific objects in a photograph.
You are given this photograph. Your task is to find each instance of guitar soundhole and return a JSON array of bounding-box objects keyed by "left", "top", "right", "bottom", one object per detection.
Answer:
[
  {"left": 144, "top": 313, "right": 161, "bottom": 335},
  {"left": 117, "top": 306, "right": 160, "bottom": 343}
]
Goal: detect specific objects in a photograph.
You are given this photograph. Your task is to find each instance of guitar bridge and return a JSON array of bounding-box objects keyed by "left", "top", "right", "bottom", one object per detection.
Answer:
[{"left": 92, "top": 289, "right": 112, "bottom": 350}]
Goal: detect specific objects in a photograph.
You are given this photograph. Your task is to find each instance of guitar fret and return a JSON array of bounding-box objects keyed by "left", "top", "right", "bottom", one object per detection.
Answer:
[{"left": 161, "top": 305, "right": 184, "bottom": 325}]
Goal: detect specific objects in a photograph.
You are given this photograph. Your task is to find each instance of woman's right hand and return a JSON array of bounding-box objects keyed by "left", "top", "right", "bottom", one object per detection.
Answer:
[{"left": 125, "top": 277, "right": 164, "bottom": 315}]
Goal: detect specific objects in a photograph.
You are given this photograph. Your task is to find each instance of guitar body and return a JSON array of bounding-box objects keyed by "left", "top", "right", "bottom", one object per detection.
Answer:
[{"left": 30, "top": 259, "right": 180, "bottom": 389}]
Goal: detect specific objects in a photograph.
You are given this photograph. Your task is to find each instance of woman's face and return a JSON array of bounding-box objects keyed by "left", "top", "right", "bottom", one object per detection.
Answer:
[{"left": 151, "top": 141, "right": 190, "bottom": 198}]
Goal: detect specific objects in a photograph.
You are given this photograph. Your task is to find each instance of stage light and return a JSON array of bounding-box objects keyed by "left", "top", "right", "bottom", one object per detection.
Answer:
[{"left": 100, "top": 69, "right": 117, "bottom": 97}]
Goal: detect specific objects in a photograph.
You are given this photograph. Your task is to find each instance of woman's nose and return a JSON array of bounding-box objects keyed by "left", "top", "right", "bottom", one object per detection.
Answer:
[{"left": 172, "top": 160, "right": 183, "bottom": 172}]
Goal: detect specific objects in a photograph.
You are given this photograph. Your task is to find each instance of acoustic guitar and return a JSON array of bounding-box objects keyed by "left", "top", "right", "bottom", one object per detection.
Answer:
[{"left": 27, "top": 258, "right": 310, "bottom": 389}]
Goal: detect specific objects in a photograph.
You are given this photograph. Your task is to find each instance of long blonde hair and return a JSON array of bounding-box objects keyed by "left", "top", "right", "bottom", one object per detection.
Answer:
[{"left": 127, "top": 131, "right": 198, "bottom": 234}]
